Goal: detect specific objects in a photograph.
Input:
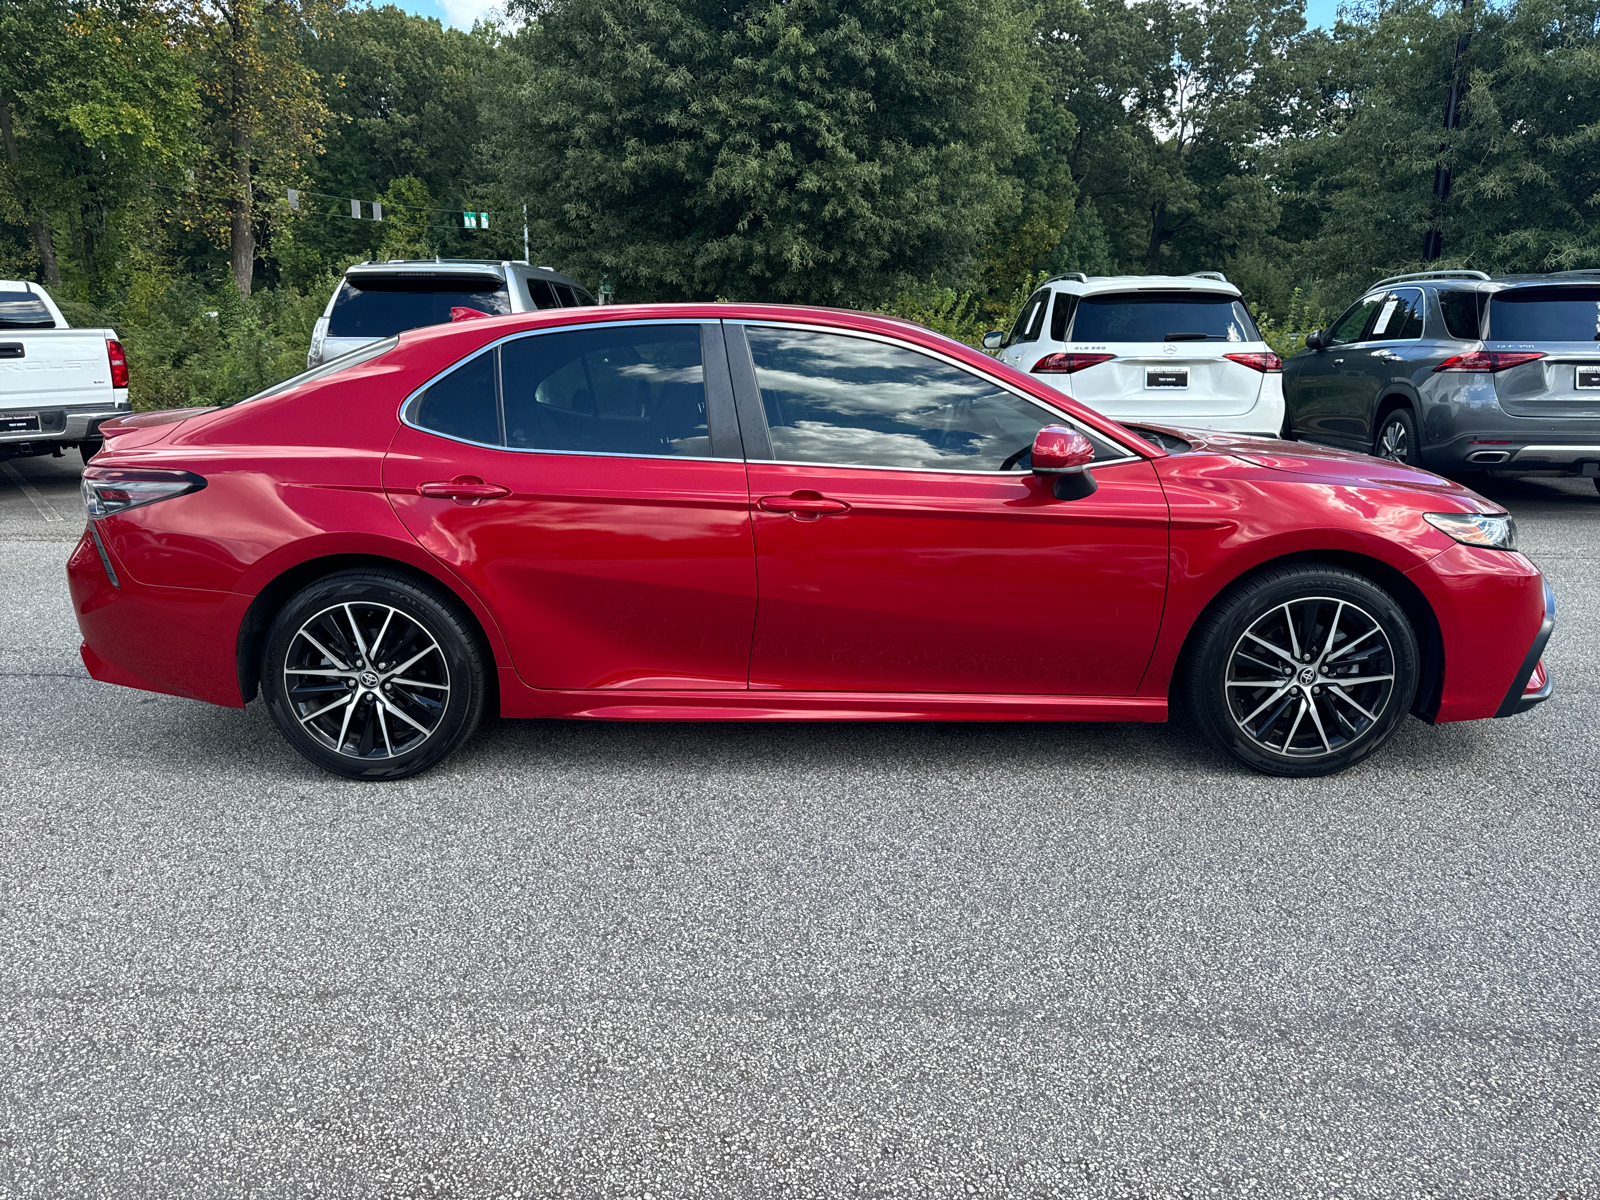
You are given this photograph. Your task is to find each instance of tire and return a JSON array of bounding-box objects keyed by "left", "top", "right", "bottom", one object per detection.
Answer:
[
  {"left": 1372, "top": 406, "right": 1420, "bottom": 465},
  {"left": 261, "top": 569, "right": 487, "bottom": 780},
  {"left": 1184, "top": 564, "right": 1420, "bottom": 777}
]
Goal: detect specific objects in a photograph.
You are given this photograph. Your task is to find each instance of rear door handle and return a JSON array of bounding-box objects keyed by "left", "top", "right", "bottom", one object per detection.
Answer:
[
  {"left": 758, "top": 492, "right": 851, "bottom": 517},
  {"left": 418, "top": 475, "right": 511, "bottom": 501}
]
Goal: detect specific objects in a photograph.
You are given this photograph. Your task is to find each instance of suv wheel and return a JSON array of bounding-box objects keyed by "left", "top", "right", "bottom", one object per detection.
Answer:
[
  {"left": 1185, "top": 564, "right": 1419, "bottom": 777},
  {"left": 261, "top": 569, "right": 487, "bottom": 780},
  {"left": 1373, "top": 407, "right": 1419, "bottom": 465}
]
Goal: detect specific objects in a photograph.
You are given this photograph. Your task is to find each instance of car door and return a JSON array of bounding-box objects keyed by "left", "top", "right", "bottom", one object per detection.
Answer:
[
  {"left": 383, "top": 320, "right": 758, "bottom": 691},
  {"left": 727, "top": 322, "right": 1170, "bottom": 696},
  {"left": 1348, "top": 288, "right": 1428, "bottom": 444},
  {"left": 1288, "top": 294, "right": 1384, "bottom": 446}
]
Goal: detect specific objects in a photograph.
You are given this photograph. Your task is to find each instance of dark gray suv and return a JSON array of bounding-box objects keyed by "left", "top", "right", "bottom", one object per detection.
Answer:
[{"left": 1284, "top": 269, "right": 1600, "bottom": 491}]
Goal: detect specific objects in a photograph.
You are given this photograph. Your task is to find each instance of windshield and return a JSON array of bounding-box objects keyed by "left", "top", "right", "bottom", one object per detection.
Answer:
[
  {"left": 225, "top": 337, "right": 399, "bottom": 407},
  {"left": 1488, "top": 287, "right": 1600, "bottom": 342},
  {"left": 1070, "top": 292, "right": 1258, "bottom": 343},
  {"left": 0, "top": 290, "right": 56, "bottom": 329},
  {"left": 328, "top": 275, "right": 510, "bottom": 337}
]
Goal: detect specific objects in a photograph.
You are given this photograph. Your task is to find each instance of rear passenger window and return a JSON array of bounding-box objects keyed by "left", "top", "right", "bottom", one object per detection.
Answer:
[
  {"left": 501, "top": 325, "right": 709, "bottom": 456},
  {"left": 1439, "top": 290, "right": 1486, "bottom": 340},
  {"left": 552, "top": 283, "right": 577, "bottom": 306},
  {"left": 527, "top": 279, "right": 559, "bottom": 308},
  {"left": 1050, "top": 293, "right": 1076, "bottom": 342},
  {"left": 413, "top": 351, "right": 499, "bottom": 445}
]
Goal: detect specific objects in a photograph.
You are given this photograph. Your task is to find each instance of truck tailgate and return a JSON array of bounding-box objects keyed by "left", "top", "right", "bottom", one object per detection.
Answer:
[{"left": 0, "top": 330, "right": 113, "bottom": 408}]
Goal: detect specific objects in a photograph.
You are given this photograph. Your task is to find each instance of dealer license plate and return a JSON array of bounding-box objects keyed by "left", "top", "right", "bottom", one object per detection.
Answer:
[
  {"left": 1577, "top": 367, "right": 1600, "bottom": 390},
  {"left": 1146, "top": 368, "right": 1189, "bottom": 389},
  {"left": 0, "top": 412, "right": 40, "bottom": 434}
]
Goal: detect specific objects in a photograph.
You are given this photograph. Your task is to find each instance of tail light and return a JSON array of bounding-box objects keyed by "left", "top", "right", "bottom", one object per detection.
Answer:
[
  {"left": 1224, "top": 351, "right": 1283, "bottom": 372},
  {"left": 1433, "top": 351, "right": 1545, "bottom": 373},
  {"left": 82, "top": 467, "right": 206, "bottom": 520},
  {"left": 106, "top": 339, "right": 129, "bottom": 389},
  {"left": 1032, "top": 353, "right": 1114, "bottom": 374}
]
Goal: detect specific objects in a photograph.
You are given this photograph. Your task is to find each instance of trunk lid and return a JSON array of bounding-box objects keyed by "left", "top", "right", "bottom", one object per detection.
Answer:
[{"left": 1068, "top": 345, "right": 1264, "bottom": 418}]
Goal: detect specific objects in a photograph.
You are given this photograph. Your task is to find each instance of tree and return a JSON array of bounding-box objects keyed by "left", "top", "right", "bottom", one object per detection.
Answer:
[
  {"left": 1273, "top": 0, "right": 1600, "bottom": 299},
  {"left": 487, "top": 0, "right": 1035, "bottom": 305},
  {"left": 292, "top": 5, "right": 492, "bottom": 268},
  {"left": 188, "top": 0, "right": 334, "bottom": 295},
  {"left": 0, "top": 0, "right": 196, "bottom": 290}
]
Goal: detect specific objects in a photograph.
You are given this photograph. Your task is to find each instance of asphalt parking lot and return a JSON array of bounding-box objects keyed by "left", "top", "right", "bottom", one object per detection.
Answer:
[{"left": 2, "top": 450, "right": 1597, "bottom": 1199}]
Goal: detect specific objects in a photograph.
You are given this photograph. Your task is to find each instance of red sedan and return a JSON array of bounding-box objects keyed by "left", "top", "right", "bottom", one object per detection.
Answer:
[{"left": 68, "top": 304, "right": 1554, "bottom": 780}]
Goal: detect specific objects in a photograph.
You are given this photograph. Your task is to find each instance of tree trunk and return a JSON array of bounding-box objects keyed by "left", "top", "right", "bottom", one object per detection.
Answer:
[
  {"left": 0, "top": 93, "right": 63, "bottom": 288},
  {"left": 1143, "top": 199, "right": 1167, "bottom": 272}
]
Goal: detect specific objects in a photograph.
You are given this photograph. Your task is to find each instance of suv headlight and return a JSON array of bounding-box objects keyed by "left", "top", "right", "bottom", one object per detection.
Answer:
[{"left": 1423, "top": 511, "right": 1517, "bottom": 551}]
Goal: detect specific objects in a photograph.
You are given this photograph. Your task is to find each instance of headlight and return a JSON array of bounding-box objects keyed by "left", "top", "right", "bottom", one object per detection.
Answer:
[
  {"left": 82, "top": 468, "right": 207, "bottom": 520},
  {"left": 1423, "top": 511, "right": 1517, "bottom": 551}
]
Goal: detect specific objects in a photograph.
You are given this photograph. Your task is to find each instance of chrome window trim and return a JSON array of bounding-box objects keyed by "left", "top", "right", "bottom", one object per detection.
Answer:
[
  {"left": 397, "top": 318, "right": 743, "bottom": 463},
  {"left": 730, "top": 318, "right": 1142, "bottom": 473}
]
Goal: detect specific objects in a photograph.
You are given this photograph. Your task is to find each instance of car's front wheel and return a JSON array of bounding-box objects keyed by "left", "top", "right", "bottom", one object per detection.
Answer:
[
  {"left": 1185, "top": 565, "right": 1420, "bottom": 777},
  {"left": 261, "top": 569, "right": 487, "bottom": 780}
]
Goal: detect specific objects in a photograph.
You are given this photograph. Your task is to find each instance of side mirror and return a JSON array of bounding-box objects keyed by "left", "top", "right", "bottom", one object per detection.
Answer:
[
  {"left": 1304, "top": 329, "right": 1326, "bottom": 351},
  {"left": 1030, "top": 425, "right": 1098, "bottom": 500},
  {"left": 981, "top": 330, "right": 1005, "bottom": 351}
]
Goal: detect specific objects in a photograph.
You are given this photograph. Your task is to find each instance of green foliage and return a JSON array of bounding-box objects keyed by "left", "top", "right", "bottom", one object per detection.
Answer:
[
  {"left": 1249, "top": 287, "right": 1328, "bottom": 357},
  {"left": 1271, "top": 0, "right": 1600, "bottom": 305},
  {"left": 54, "top": 270, "right": 336, "bottom": 411},
  {"left": 487, "top": 0, "right": 1036, "bottom": 305},
  {"left": 882, "top": 274, "right": 1045, "bottom": 349}
]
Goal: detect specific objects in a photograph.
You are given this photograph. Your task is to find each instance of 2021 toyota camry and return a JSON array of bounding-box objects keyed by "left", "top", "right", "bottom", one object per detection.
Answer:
[{"left": 67, "top": 304, "right": 1554, "bottom": 780}]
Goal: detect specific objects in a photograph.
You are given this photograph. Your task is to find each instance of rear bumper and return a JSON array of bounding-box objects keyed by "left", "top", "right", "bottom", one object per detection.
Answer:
[
  {"left": 0, "top": 404, "right": 129, "bottom": 445},
  {"left": 67, "top": 528, "right": 248, "bottom": 708}
]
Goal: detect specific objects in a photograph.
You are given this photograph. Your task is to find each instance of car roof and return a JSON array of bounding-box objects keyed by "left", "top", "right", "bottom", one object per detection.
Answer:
[
  {"left": 1360, "top": 268, "right": 1600, "bottom": 295},
  {"left": 342, "top": 259, "right": 588, "bottom": 291},
  {"left": 1038, "top": 273, "right": 1242, "bottom": 298}
]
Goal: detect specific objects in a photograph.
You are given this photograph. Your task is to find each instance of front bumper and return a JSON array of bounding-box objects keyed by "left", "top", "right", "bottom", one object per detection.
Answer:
[{"left": 1495, "top": 579, "right": 1555, "bottom": 717}]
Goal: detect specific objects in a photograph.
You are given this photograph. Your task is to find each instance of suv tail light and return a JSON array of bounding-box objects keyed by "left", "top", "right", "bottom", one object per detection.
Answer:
[
  {"left": 106, "top": 339, "right": 129, "bottom": 388},
  {"left": 1433, "top": 351, "right": 1546, "bottom": 373},
  {"left": 1032, "top": 353, "right": 1114, "bottom": 374},
  {"left": 1224, "top": 351, "right": 1283, "bottom": 372},
  {"left": 82, "top": 467, "right": 206, "bottom": 520}
]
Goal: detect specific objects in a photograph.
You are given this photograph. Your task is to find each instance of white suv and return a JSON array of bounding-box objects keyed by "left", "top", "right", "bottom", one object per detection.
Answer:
[{"left": 985, "top": 272, "right": 1285, "bottom": 437}]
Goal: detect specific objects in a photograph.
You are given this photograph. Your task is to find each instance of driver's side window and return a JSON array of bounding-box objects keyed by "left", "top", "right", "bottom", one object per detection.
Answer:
[
  {"left": 743, "top": 326, "right": 1118, "bottom": 471},
  {"left": 1328, "top": 296, "right": 1383, "bottom": 346}
]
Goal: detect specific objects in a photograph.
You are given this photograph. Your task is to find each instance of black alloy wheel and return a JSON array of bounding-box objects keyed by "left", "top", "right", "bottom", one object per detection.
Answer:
[
  {"left": 1373, "top": 407, "right": 1420, "bottom": 465},
  {"left": 1185, "top": 564, "right": 1420, "bottom": 777},
  {"left": 262, "top": 569, "right": 487, "bottom": 780}
]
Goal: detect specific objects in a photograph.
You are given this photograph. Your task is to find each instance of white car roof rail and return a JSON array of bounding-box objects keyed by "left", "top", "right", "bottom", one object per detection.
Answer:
[
  {"left": 1369, "top": 268, "right": 1491, "bottom": 290},
  {"left": 1043, "top": 272, "right": 1089, "bottom": 285},
  {"left": 1188, "top": 271, "right": 1228, "bottom": 282}
]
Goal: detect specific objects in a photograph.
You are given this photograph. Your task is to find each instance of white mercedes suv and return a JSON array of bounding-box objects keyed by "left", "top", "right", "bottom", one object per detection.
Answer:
[{"left": 985, "top": 272, "right": 1285, "bottom": 436}]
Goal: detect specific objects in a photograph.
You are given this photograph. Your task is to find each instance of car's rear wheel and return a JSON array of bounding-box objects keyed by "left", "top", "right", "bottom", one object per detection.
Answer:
[
  {"left": 1373, "top": 407, "right": 1419, "bottom": 465},
  {"left": 1185, "top": 565, "right": 1420, "bottom": 777},
  {"left": 261, "top": 570, "right": 486, "bottom": 780}
]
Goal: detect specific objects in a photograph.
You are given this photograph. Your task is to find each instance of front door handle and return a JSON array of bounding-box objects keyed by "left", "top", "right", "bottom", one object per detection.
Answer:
[
  {"left": 418, "top": 475, "right": 511, "bottom": 501},
  {"left": 757, "top": 491, "right": 851, "bottom": 517}
]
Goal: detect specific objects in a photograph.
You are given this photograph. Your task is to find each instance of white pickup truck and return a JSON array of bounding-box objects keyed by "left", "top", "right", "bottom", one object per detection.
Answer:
[{"left": 0, "top": 280, "right": 131, "bottom": 463}]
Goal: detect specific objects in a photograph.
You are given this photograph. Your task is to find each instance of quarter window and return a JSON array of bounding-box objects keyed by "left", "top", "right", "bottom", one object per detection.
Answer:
[
  {"left": 745, "top": 326, "right": 1114, "bottom": 471},
  {"left": 1438, "top": 289, "right": 1487, "bottom": 340},
  {"left": 414, "top": 350, "right": 499, "bottom": 445}
]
